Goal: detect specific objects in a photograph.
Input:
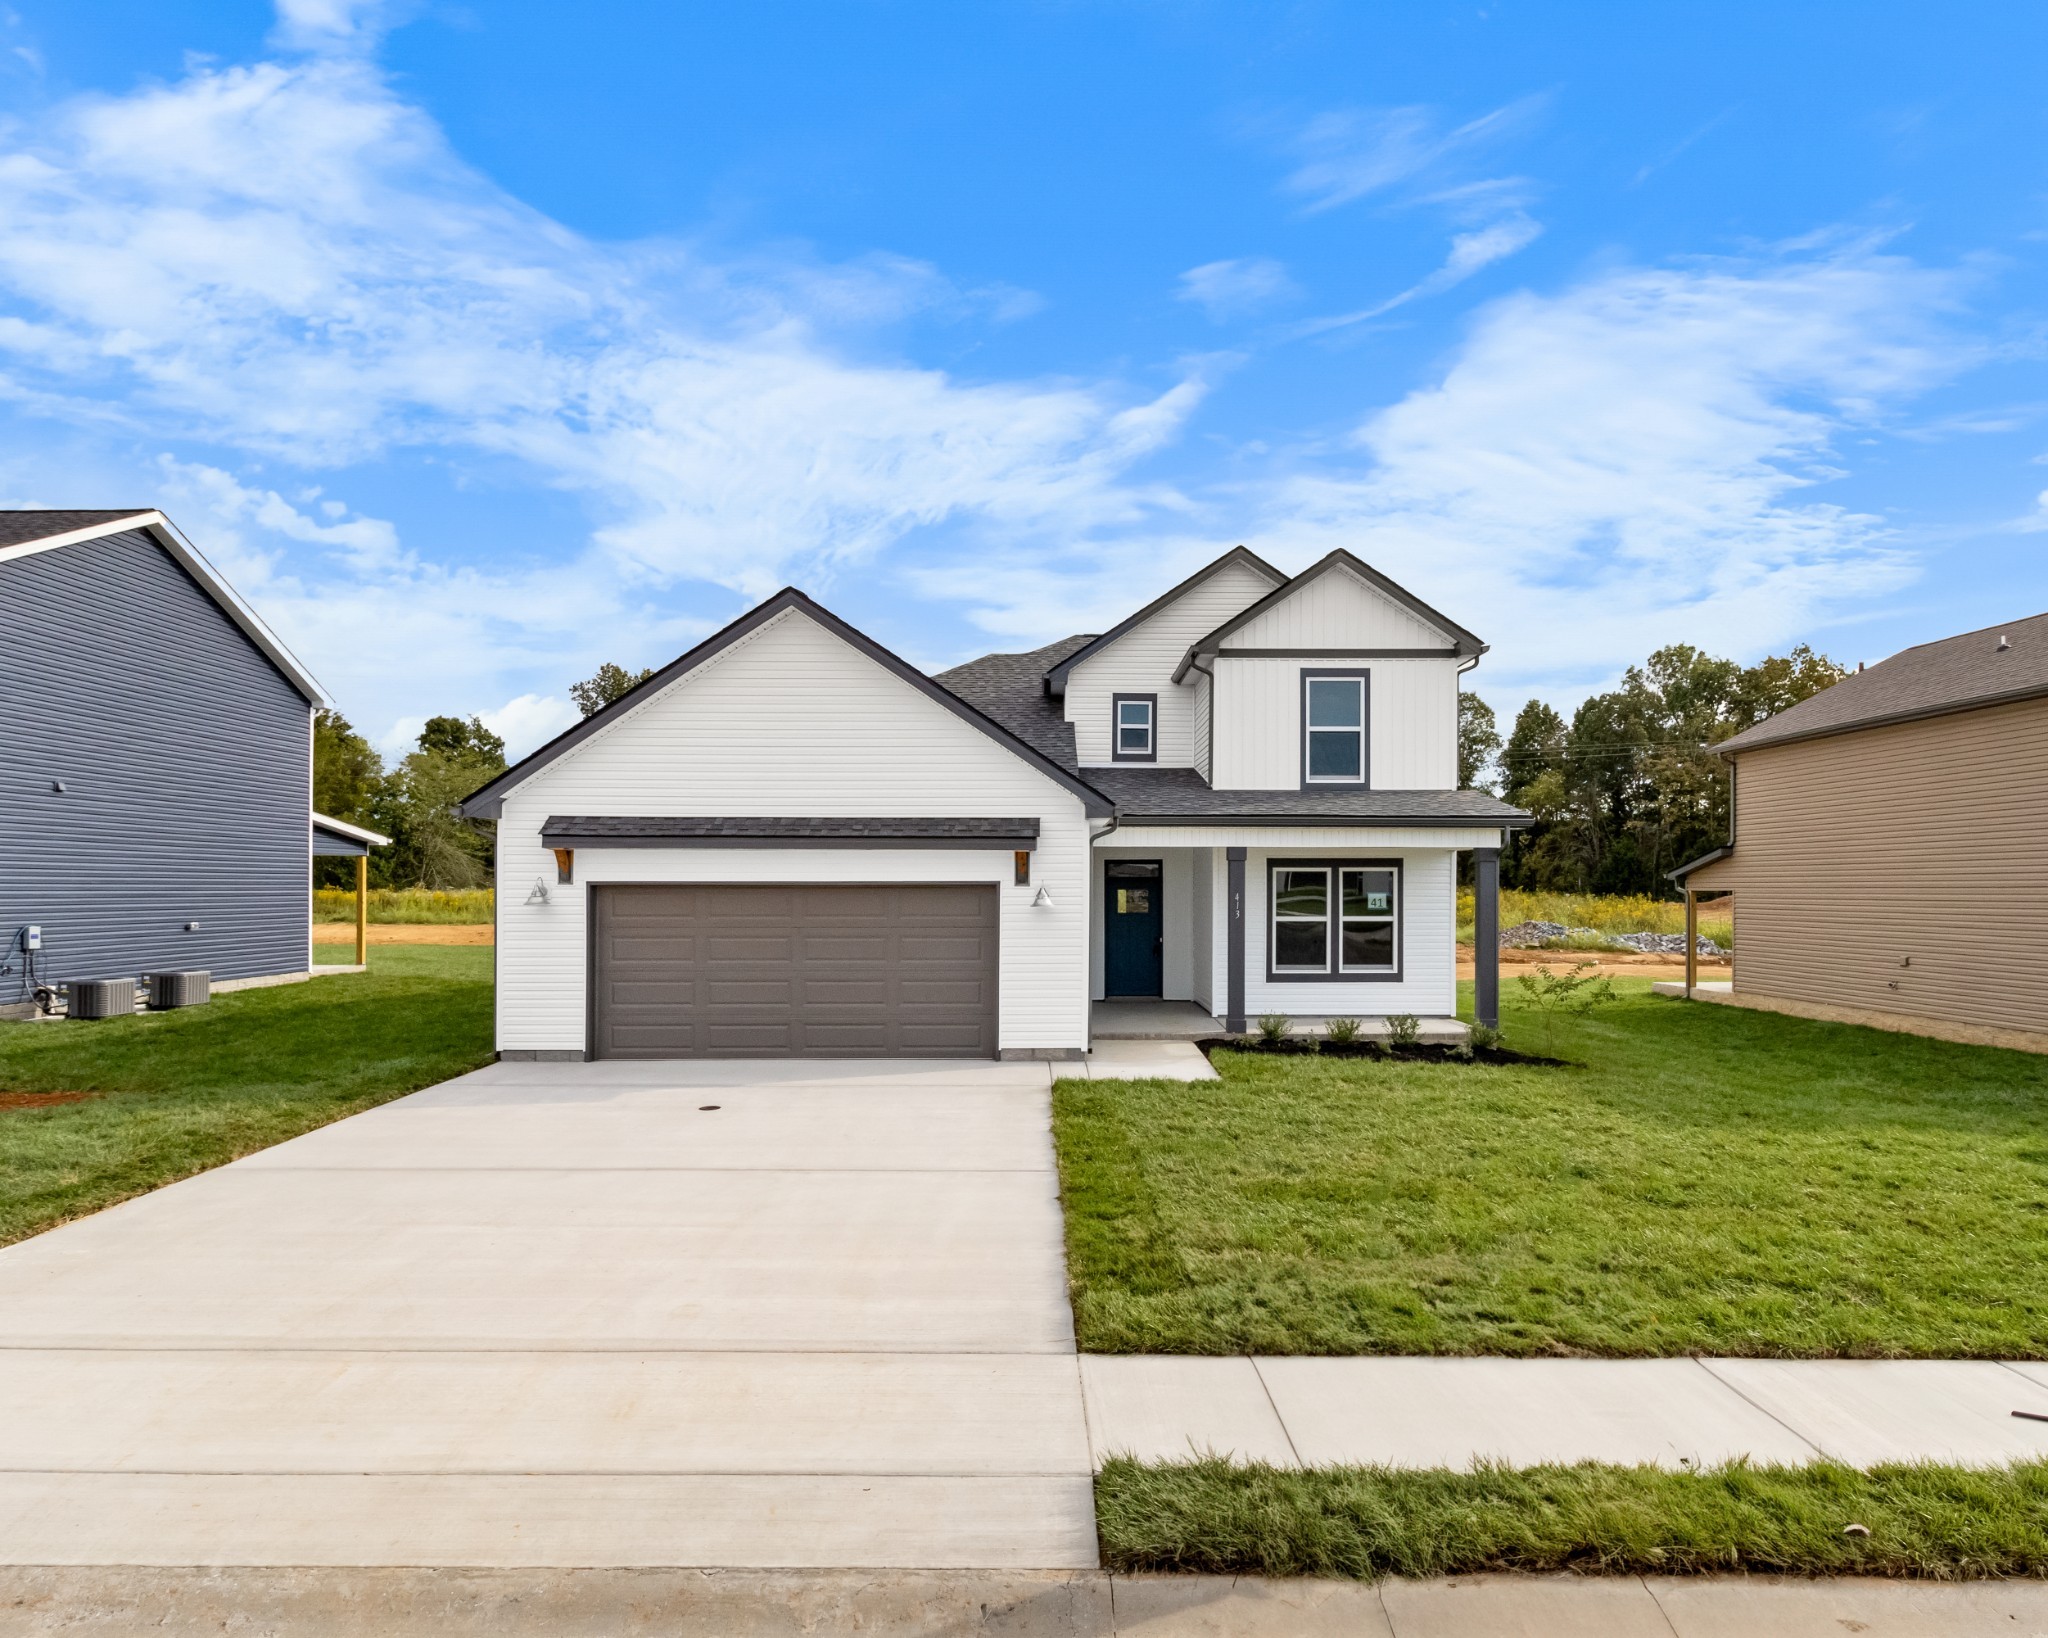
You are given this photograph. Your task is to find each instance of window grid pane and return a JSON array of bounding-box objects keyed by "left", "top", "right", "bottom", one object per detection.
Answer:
[
  {"left": 1307, "top": 678, "right": 1362, "bottom": 727},
  {"left": 1272, "top": 866, "right": 1330, "bottom": 972},
  {"left": 1338, "top": 867, "right": 1396, "bottom": 971}
]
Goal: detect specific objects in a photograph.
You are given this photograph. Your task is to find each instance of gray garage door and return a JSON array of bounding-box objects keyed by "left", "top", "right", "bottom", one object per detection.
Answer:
[{"left": 591, "top": 883, "right": 1000, "bottom": 1059}]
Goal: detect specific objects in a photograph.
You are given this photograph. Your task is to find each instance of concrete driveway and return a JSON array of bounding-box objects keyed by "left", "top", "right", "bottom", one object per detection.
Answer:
[{"left": 0, "top": 1058, "right": 1095, "bottom": 1569}]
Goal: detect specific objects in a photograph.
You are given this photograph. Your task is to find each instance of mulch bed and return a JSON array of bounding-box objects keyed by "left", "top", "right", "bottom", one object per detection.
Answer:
[
  {"left": 1196, "top": 1037, "right": 1567, "bottom": 1068},
  {"left": 0, "top": 1089, "right": 103, "bottom": 1112}
]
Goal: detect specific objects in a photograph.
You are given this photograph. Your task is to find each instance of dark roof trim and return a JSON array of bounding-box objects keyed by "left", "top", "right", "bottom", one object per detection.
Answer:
[
  {"left": 1043, "top": 546, "right": 1285, "bottom": 695},
  {"left": 541, "top": 815, "right": 1041, "bottom": 850},
  {"left": 1209, "top": 647, "right": 1456, "bottom": 660},
  {"left": 1171, "top": 549, "right": 1487, "bottom": 683},
  {"left": 1109, "top": 812, "right": 1534, "bottom": 829},
  {"left": 1667, "top": 845, "right": 1733, "bottom": 881},
  {"left": 460, "top": 589, "right": 1114, "bottom": 820},
  {"left": 0, "top": 509, "right": 327, "bottom": 705},
  {"left": 1715, "top": 680, "right": 2048, "bottom": 758}
]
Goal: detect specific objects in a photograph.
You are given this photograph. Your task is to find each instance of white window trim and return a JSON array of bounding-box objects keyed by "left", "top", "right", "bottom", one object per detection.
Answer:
[{"left": 1301, "top": 670, "right": 1369, "bottom": 787}]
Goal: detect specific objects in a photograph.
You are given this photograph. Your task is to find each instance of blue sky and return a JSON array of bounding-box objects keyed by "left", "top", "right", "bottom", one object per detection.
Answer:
[{"left": 0, "top": 0, "right": 2043, "bottom": 754}]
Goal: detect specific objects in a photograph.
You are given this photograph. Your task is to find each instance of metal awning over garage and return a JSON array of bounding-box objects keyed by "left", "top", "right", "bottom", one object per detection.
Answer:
[{"left": 541, "top": 815, "right": 1041, "bottom": 849}]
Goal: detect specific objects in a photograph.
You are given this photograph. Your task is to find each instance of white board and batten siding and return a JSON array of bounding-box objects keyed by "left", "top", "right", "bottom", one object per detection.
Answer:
[
  {"left": 494, "top": 609, "right": 1092, "bottom": 1056},
  {"left": 1207, "top": 563, "right": 1463, "bottom": 792},
  {"left": 1210, "top": 658, "right": 1459, "bottom": 790},
  {"left": 1065, "top": 556, "right": 1277, "bottom": 766}
]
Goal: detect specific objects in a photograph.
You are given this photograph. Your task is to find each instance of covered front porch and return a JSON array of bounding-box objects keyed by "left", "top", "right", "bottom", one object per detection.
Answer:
[{"left": 1087, "top": 826, "right": 1504, "bottom": 1038}]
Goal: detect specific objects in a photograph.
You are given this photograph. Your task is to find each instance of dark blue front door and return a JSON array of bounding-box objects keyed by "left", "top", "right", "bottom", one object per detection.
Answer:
[{"left": 1104, "top": 860, "right": 1164, "bottom": 997}]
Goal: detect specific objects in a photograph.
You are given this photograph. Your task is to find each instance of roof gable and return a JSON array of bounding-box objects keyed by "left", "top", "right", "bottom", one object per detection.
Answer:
[
  {"left": 1172, "top": 549, "right": 1485, "bottom": 681},
  {"left": 1043, "top": 546, "right": 1284, "bottom": 695},
  {"left": 1718, "top": 610, "right": 2048, "bottom": 756},
  {"left": 0, "top": 510, "right": 326, "bottom": 705},
  {"left": 460, "top": 588, "right": 1113, "bottom": 819}
]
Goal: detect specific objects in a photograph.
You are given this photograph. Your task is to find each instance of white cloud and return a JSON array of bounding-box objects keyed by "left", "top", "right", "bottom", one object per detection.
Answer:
[
  {"left": 1283, "top": 97, "right": 1545, "bottom": 215},
  {"left": 271, "top": 0, "right": 402, "bottom": 53},
  {"left": 1297, "top": 214, "right": 1544, "bottom": 335},
  {"left": 478, "top": 692, "right": 582, "bottom": 760},
  {"left": 1176, "top": 257, "right": 1298, "bottom": 321},
  {"left": 936, "top": 251, "right": 1969, "bottom": 689},
  {"left": 0, "top": 51, "right": 1197, "bottom": 595}
]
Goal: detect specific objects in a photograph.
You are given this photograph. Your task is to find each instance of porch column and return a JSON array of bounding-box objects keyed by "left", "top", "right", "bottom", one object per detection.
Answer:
[
  {"left": 1474, "top": 846, "right": 1500, "bottom": 1031},
  {"left": 1225, "top": 846, "right": 1247, "bottom": 1034},
  {"left": 354, "top": 854, "right": 369, "bottom": 968}
]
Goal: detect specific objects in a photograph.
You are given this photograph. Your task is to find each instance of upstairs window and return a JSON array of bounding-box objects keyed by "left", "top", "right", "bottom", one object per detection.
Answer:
[
  {"left": 1302, "top": 672, "right": 1367, "bottom": 785},
  {"left": 1112, "top": 693, "right": 1157, "bottom": 762}
]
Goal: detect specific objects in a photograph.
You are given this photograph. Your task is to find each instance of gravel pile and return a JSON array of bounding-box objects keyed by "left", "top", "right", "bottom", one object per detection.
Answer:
[{"left": 1497, "top": 919, "right": 1726, "bottom": 956}]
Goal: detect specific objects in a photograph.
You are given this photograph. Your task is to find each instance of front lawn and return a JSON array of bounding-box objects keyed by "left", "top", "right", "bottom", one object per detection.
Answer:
[
  {"left": 1054, "top": 981, "right": 2048, "bottom": 1357},
  {"left": 0, "top": 945, "right": 493, "bottom": 1247},
  {"left": 1097, "top": 1456, "right": 2048, "bottom": 1579}
]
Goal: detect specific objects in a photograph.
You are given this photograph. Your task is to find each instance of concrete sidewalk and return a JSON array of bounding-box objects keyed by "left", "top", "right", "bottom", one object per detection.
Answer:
[
  {"left": 0, "top": 1058, "right": 1095, "bottom": 1569},
  {"left": 4, "top": 1566, "right": 2045, "bottom": 1636},
  {"left": 1082, "top": 1355, "right": 2048, "bottom": 1469}
]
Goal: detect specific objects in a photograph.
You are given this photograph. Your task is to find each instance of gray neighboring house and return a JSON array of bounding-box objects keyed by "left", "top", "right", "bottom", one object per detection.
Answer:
[{"left": 0, "top": 510, "right": 331, "bottom": 1018}]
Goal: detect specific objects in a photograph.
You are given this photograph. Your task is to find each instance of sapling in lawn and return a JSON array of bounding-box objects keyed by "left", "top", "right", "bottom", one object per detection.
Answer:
[{"left": 1514, "top": 961, "right": 1618, "bottom": 1056}]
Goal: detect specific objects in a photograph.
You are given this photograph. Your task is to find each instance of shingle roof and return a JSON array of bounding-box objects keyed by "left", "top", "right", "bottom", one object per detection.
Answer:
[
  {"left": 1083, "top": 767, "right": 1529, "bottom": 825},
  {"left": 540, "top": 815, "right": 1041, "bottom": 844},
  {"left": 933, "top": 635, "right": 1093, "bottom": 774},
  {"left": 1718, "top": 611, "right": 2048, "bottom": 755},
  {"left": 0, "top": 510, "right": 154, "bottom": 549}
]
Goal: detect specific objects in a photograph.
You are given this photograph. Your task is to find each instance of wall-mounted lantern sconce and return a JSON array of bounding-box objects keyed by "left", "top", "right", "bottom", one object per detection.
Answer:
[
  {"left": 1031, "top": 886, "right": 1055, "bottom": 909},
  {"left": 525, "top": 876, "right": 551, "bottom": 906}
]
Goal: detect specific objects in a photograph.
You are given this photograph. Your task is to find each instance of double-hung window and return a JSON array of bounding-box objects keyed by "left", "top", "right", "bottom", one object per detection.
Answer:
[
  {"left": 1112, "top": 693, "right": 1157, "bottom": 762},
  {"left": 1267, "top": 860, "right": 1400, "bottom": 979},
  {"left": 1302, "top": 672, "right": 1367, "bottom": 785}
]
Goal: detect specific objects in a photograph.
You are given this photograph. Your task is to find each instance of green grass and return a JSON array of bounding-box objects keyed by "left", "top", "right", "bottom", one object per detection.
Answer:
[
  {"left": 312, "top": 887, "right": 495, "bottom": 923},
  {"left": 0, "top": 945, "right": 493, "bottom": 1247},
  {"left": 1097, "top": 1456, "right": 2048, "bottom": 1579},
  {"left": 1054, "top": 980, "right": 2048, "bottom": 1357}
]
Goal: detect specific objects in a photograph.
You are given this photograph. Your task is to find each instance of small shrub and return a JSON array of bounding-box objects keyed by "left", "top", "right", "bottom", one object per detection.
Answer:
[
  {"left": 1324, "top": 1017, "right": 1362, "bottom": 1045},
  {"left": 1256, "top": 1013, "right": 1293, "bottom": 1044},
  {"left": 1384, "top": 1012, "right": 1421, "bottom": 1049},
  {"left": 1467, "top": 1023, "right": 1504, "bottom": 1052},
  {"left": 1515, "top": 961, "right": 1620, "bottom": 1056}
]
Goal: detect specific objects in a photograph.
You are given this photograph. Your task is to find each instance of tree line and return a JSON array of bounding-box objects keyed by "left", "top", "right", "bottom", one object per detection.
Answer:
[
  {"left": 1459, "top": 643, "right": 1846, "bottom": 896},
  {"left": 313, "top": 661, "right": 654, "bottom": 890}
]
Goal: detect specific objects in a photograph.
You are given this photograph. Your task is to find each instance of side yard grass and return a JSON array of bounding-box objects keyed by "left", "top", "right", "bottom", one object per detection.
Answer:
[
  {"left": 1054, "top": 980, "right": 2048, "bottom": 1357},
  {"left": 0, "top": 945, "right": 493, "bottom": 1247},
  {"left": 1097, "top": 1456, "right": 2048, "bottom": 1580}
]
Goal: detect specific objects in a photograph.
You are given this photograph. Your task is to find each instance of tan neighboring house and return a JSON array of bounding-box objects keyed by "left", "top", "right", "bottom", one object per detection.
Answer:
[{"left": 1670, "top": 614, "right": 2048, "bottom": 1052}]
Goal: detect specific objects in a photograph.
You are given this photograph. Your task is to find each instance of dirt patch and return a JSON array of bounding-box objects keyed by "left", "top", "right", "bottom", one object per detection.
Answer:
[
  {"left": 1457, "top": 944, "right": 1730, "bottom": 979},
  {"left": 312, "top": 923, "right": 494, "bottom": 946},
  {"left": 0, "top": 1089, "right": 102, "bottom": 1112}
]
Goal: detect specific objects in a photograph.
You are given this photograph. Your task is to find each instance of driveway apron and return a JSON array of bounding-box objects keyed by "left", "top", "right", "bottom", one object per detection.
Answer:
[{"left": 0, "top": 1058, "right": 1096, "bottom": 1569}]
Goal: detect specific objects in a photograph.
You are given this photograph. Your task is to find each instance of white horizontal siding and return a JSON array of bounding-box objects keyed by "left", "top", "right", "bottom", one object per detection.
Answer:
[
  {"left": 1191, "top": 668, "right": 1212, "bottom": 780},
  {"left": 1210, "top": 657, "right": 1460, "bottom": 790},
  {"left": 1066, "top": 558, "right": 1278, "bottom": 766},
  {"left": 494, "top": 608, "right": 1090, "bottom": 1054},
  {"left": 1238, "top": 846, "right": 1457, "bottom": 1018},
  {"left": 1219, "top": 563, "right": 1454, "bottom": 650}
]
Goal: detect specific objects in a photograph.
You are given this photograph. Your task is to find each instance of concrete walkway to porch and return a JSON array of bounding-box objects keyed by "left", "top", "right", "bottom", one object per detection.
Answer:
[{"left": 1081, "top": 1354, "right": 2048, "bottom": 1470}]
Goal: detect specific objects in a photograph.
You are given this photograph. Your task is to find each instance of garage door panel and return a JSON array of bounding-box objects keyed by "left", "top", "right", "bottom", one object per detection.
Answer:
[{"left": 593, "top": 883, "right": 998, "bottom": 1059}]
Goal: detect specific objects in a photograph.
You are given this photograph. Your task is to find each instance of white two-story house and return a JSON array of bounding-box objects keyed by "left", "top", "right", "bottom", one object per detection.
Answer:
[{"left": 462, "top": 547, "right": 1528, "bottom": 1060}]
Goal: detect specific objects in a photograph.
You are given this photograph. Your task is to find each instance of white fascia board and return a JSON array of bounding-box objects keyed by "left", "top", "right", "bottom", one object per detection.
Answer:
[
  {"left": 0, "top": 510, "right": 330, "bottom": 707},
  {"left": 312, "top": 810, "right": 392, "bottom": 847},
  {"left": 1099, "top": 824, "right": 1508, "bottom": 851}
]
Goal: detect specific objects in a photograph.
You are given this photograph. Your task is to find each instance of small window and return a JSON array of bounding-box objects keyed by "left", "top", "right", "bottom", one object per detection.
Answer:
[
  {"left": 1112, "top": 693, "right": 1157, "bottom": 762},
  {"left": 1303, "top": 673, "right": 1367, "bottom": 785},
  {"left": 1268, "top": 859, "right": 1402, "bottom": 981}
]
